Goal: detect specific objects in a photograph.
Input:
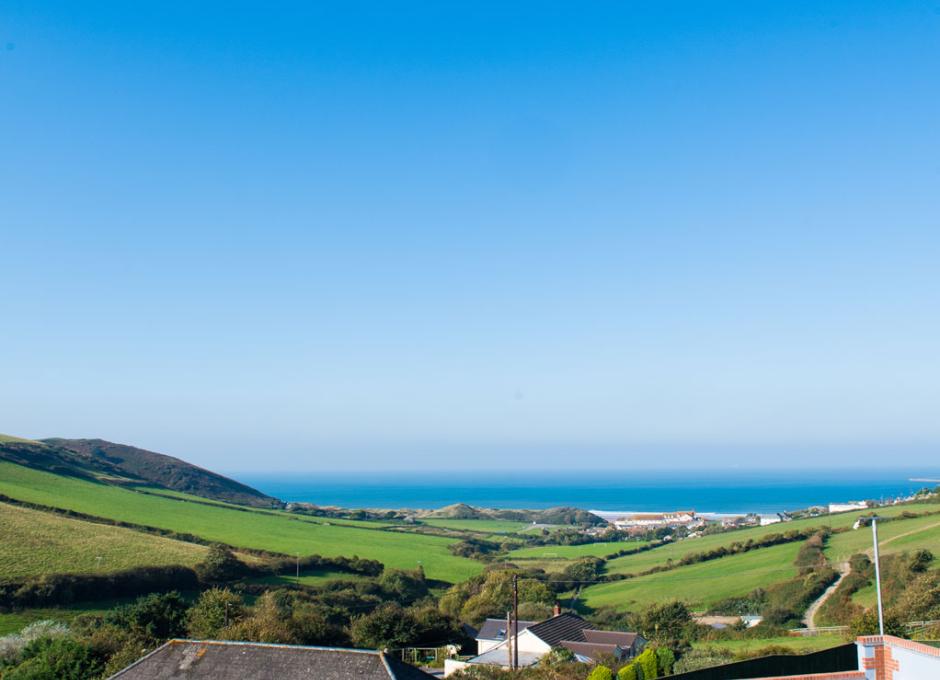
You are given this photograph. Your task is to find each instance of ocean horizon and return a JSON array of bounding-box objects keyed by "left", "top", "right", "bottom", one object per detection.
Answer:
[{"left": 235, "top": 468, "right": 939, "bottom": 514}]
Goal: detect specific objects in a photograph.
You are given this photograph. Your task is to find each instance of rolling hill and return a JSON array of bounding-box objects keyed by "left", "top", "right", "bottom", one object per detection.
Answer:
[{"left": 0, "top": 435, "right": 278, "bottom": 508}]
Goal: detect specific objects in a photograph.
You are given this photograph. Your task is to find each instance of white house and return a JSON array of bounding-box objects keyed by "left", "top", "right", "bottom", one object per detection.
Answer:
[
  {"left": 829, "top": 501, "right": 869, "bottom": 514},
  {"left": 445, "top": 613, "right": 645, "bottom": 677}
]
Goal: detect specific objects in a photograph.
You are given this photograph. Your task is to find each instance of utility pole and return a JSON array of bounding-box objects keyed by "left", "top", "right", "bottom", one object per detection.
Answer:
[
  {"left": 506, "top": 610, "right": 513, "bottom": 671},
  {"left": 872, "top": 517, "right": 885, "bottom": 636},
  {"left": 512, "top": 574, "right": 519, "bottom": 671}
]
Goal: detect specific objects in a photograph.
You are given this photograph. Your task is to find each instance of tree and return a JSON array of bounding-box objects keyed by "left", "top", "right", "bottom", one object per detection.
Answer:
[
  {"left": 187, "top": 588, "right": 244, "bottom": 639},
  {"left": 350, "top": 603, "right": 419, "bottom": 649},
  {"left": 587, "top": 664, "right": 613, "bottom": 680},
  {"left": 105, "top": 592, "right": 189, "bottom": 640},
  {"left": 379, "top": 568, "right": 429, "bottom": 605},
  {"left": 636, "top": 601, "right": 693, "bottom": 649},
  {"left": 195, "top": 544, "right": 244, "bottom": 583}
]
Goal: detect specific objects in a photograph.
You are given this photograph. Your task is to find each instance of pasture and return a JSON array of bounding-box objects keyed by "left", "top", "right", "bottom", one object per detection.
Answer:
[
  {"left": 581, "top": 542, "right": 803, "bottom": 611},
  {"left": 509, "top": 540, "right": 652, "bottom": 561},
  {"left": 603, "top": 503, "right": 940, "bottom": 577},
  {"left": 824, "top": 513, "right": 940, "bottom": 563},
  {"left": 420, "top": 519, "right": 531, "bottom": 533},
  {"left": 0, "top": 461, "right": 482, "bottom": 583},
  {"left": 693, "top": 634, "right": 845, "bottom": 654},
  {"left": 0, "top": 502, "right": 207, "bottom": 580}
]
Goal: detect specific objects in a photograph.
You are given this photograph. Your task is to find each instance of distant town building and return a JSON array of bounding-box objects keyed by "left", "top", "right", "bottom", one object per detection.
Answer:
[
  {"left": 829, "top": 501, "right": 870, "bottom": 513},
  {"left": 611, "top": 510, "right": 697, "bottom": 530}
]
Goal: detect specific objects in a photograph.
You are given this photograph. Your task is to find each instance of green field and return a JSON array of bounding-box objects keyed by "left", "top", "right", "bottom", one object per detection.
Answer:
[
  {"left": 604, "top": 504, "right": 940, "bottom": 577},
  {"left": 509, "top": 540, "right": 651, "bottom": 561},
  {"left": 248, "top": 571, "right": 370, "bottom": 587},
  {"left": 0, "top": 434, "right": 39, "bottom": 444},
  {"left": 693, "top": 634, "right": 845, "bottom": 654},
  {"left": 581, "top": 542, "right": 803, "bottom": 611},
  {"left": 0, "top": 461, "right": 481, "bottom": 582},
  {"left": 0, "top": 603, "right": 116, "bottom": 636},
  {"left": 0, "top": 502, "right": 207, "bottom": 580},
  {"left": 420, "top": 519, "right": 531, "bottom": 533},
  {"left": 825, "top": 514, "right": 940, "bottom": 564}
]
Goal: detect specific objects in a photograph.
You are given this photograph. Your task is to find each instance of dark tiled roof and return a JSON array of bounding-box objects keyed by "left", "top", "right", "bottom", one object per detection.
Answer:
[
  {"left": 108, "top": 640, "right": 435, "bottom": 680},
  {"left": 559, "top": 641, "right": 622, "bottom": 661},
  {"left": 525, "top": 613, "right": 594, "bottom": 646},
  {"left": 582, "top": 630, "right": 639, "bottom": 646},
  {"left": 476, "top": 618, "right": 538, "bottom": 640}
]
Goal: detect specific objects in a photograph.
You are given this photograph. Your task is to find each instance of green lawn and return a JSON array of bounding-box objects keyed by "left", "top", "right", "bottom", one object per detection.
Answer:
[
  {"left": 509, "top": 540, "right": 652, "bottom": 561},
  {"left": 0, "top": 461, "right": 481, "bottom": 583},
  {"left": 693, "top": 634, "right": 846, "bottom": 654},
  {"left": 421, "top": 519, "right": 531, "bottom": 533},
  {"left": 581, "top": 542, "right": 803, "bottom": 611},
  {"left": 0, "top": 502, "right": 207, "bottom": 580},
  {"left": 604, "top": 503, "right": 940, "bottom": 577}
]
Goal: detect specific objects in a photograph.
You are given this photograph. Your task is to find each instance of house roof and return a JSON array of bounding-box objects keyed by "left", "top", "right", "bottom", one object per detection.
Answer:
[
  {"left": 525, "top": 613, "right": 595, "bottom": 647},
  {"left": 476, "top": 618, "right": 538, "bottom": 640},
  {"left": 581, "top": 630, "right": 640, "bottom": 647},
  {"left": 465, "top": 646, "right": 543, "bottom": 668},
  {"left": 108, "top": 640, "right": 434, "bottom": 680},
  {"left": 559, "top": 641, "right": 623, "bottom": 661}
]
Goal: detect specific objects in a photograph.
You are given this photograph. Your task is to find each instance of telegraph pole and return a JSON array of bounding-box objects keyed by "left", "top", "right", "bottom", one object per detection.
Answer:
[
  {"left": 506, "top": 610, "right": 513, "bottom": 670},
  {"left": 512, "top": 574, "right": 519, "bottom": 670},
  {"left": 872, "top": 517, "right": 885, "bottom": 636}
]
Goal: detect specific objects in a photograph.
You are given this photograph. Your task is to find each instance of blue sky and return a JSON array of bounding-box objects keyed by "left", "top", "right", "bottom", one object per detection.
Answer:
[{"left": 1, "top": 1, "right": 939, "bottom": 471}]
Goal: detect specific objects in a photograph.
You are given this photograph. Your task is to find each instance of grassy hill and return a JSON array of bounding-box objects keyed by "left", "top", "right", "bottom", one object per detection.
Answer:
[
  {"left": 581, "top": 541, "right": 803, "bottom": 611},
  {"left": 43, "top": 438, "right": 279, "bottom": 508},
  {"left": 0, "top": 460, "right": 481, "bottom": 582},
  {"left": 0, "top": 502, "right": 207, "bottom": 580}
]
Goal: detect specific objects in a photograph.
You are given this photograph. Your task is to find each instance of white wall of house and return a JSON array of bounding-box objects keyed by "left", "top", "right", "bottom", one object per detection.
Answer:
[
  {"left": 477, "top": 639, "right": 502, "bottom": 654},
  {"left": 513, "top": 629, "right": 552, "bottom": 655}
]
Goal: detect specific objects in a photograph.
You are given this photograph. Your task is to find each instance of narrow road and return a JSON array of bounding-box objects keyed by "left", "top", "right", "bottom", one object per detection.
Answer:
[{"left": 803, "top": 561, "right": 850, "bottom": 628}]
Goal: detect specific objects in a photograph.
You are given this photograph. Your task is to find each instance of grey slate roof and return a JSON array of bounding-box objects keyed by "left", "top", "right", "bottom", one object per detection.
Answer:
[
  {"left": 582, "top": 630, "right": 640, "bottom": 647},
  {"left": 525, "top": 613, "right": 595, "bottom": 647},
  {"left": 476, "top": 618, "right": 538, "bottom": 640},
  {"left": 108, "top": 640, "right": 435, "bottom": 680}
]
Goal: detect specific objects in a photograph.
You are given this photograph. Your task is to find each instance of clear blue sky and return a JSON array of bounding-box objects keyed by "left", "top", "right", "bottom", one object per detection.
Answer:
[{"left": 2, "top": 1, "right": 939, "bottom": 471}]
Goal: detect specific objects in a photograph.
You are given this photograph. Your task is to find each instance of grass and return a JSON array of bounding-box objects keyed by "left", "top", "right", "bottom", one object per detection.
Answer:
[
  {"left": 247, "top": 571, "right": 370, "bottom": 587},
  {"left": 0, "top": 434, "right": 38, "bottom": 444},
  {"left": 693, "top": 634, "right": 846, "bottom": 654},
  {"left": 420, "top": 519, "right": 531, "bottom": 533},
  {"left": 603, "top": 503, "right": 940, "bottom": 577},
  {"left": 825, "top": 513, "right": 940, "bottom": 564},
  {"left": 581, "top": 542, "right": 803, "bottom": 611},
  {"left": 0, "top": 461, "right": 482, "bottom": 583},
  {"left": 0, "top": 597, "right": 157, "bottom": 636},
  {"left": 509, "top": 540, "right": 651, "bottom": 561},
  {"left": 0, "top": 502, "right": 207, "bottom": 580}
]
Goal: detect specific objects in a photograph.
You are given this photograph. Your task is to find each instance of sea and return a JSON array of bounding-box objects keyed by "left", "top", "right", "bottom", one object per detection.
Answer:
[{"left": 237, "top": 469, "right": 939, "bottom": 515}]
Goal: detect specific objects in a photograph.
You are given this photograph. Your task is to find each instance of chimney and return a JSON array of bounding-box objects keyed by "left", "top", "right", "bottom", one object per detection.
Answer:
[{"left": 553, "top": 603, "right": 561, "bottom": 617}]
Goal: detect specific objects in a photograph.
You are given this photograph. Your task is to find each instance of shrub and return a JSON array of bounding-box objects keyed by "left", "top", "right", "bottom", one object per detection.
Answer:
[
  {"left": 195, "top": 544, "right": 245, "bottom": 583},
  {"left": 634, "top": 648, "right": 658, "bottom": 679},
  {"left": 655, "top": 647, "right": 675, "bottom": 675},
  {"left": 104, "top": 591, "right": 189, "bottom": 640},
  {"left": 617, "top": 662, "right": 637, "bottom": 680},
  {"left": 187, "top": 588, "right": 245, "bottom": 639},
  {"left": 2, "top": 637, "right": 103, "bottom": 680},
  {"left": 587, "top": 664, "right": 613, "bottom": 680}
]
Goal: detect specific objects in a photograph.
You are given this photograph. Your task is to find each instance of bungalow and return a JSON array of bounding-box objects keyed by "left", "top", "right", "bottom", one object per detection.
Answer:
[
  {"left": 109, "top": 640, "right": 435, "bottom": 680},
  {"left": 445, "top": 612, "right": 645, "bottom": 677}
]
